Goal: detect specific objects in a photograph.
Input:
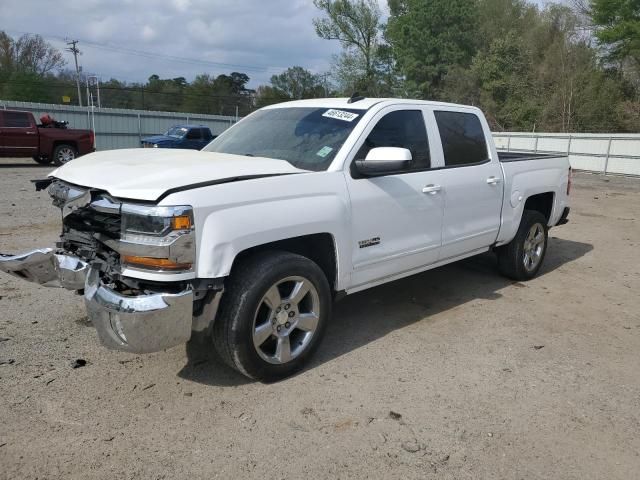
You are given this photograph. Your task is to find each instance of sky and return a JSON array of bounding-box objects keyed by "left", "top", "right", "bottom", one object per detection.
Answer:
[{"left": 0, "top": 0, "right": 554, "bottom": 88}]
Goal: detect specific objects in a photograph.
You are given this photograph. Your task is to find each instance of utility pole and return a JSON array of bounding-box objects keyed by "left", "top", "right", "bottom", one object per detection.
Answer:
[{"left": 66, "top": 39, "right": 83, "bottom": 107}]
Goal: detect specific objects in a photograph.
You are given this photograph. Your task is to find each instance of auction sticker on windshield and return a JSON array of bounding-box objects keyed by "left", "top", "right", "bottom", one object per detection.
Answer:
[
  {"left": 316, "top": 146, "right": 333, "bottom": 158},
  {"left": 322, "top": 109, "right": 360, "bottom": 122}
]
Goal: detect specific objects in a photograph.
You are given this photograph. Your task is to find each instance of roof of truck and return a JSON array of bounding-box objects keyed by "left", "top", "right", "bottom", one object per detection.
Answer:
[{"left": 263, "top": 97, "right": 479, "bottom": 112}]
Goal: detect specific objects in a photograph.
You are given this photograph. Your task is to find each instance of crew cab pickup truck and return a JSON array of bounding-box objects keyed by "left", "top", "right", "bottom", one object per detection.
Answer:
[
  {"left": 141, "top": 124, "right": 215, "bottom": 150},
  {"left": 0, "top": 110, "right": 94, "bottom": 165},
  {"left": 0, "top": 98, "right": 571, "bottom": 381}
]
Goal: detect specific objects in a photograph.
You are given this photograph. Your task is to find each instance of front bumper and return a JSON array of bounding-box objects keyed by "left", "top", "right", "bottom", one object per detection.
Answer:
[
  {"left": 84, "top": 268, "right": 193, "bottom": 353},
  {"left": 1, "top": 248, "right": 198, "bottom": 354}
]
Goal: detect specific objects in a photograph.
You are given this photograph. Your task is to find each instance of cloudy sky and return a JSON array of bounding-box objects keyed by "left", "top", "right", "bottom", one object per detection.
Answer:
[{"left": 1, "top": 0, "right": 553, "bottom": 88}]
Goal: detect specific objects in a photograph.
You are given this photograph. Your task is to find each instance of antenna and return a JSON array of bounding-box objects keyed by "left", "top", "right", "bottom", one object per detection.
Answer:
[{"left": 348, "top": 92, "right": 365, "bottom": 104}]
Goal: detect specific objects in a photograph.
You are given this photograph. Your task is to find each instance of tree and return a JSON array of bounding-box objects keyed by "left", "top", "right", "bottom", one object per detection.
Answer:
[
  {"left": 590, "top": 0, "right": 640, "bottom": 67},
  {"left": 313, "top": 0, "right": 383, "bottom": 94},
  {"left": 255, "top": 67, "right": 327, "bottom": 108},
  {"left": 271, "top": 66, "right": 326, "bottom": 99},
  {"left": 0, "top": 33, "right": 66, "bottom": 75},
  {"left": 386, "top": 0, "right": 478, "bottom": 99},
  {"left": 470, "top": 33, "right": 539, "bottom": 130}
]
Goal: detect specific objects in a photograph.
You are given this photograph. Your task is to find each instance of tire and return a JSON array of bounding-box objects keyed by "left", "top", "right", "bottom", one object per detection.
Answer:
[
  {"left": 52, "top": 144, "right": 78, "bottom": 166},
  {"left": 213, "top": 251, "right": 331, "bottom": 382},
  {"left": 32, "top": 155, "right": 52, "bottom": 165},
  {"left": 497, "top": 210, "right": 549, "bottom": 281}
]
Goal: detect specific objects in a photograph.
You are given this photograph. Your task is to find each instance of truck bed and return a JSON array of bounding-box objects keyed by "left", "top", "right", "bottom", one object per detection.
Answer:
[{"left": 498, "top": 151, "right": 566, "bottom": 162}]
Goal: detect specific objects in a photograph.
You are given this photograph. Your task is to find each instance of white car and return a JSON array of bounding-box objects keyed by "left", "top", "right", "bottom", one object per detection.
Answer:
[{"left": 0, "top": 97, "right": 571, "bottom": 381}]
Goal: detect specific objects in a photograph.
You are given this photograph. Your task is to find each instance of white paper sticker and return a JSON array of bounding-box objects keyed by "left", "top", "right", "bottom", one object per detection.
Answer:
[
  {"left": 316, "top": 146, "right": 334, "bottom": 158},
  {"left": 322, "top": 109, "right": 360, "bottom": 122}
]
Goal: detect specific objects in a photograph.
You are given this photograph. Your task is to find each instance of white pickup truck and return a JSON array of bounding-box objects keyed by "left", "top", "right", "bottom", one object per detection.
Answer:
[{"left": 0, "top": 98, "right": 571, "bottom": 381}]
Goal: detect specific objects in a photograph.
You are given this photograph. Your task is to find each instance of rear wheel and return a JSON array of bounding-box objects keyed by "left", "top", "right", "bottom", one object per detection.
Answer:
[
  {"left": 213, "top": 251, "right": 331, "bottom": 382},
  {"left": 497, "top": 210, "right": 548, "bottom": 281},
  {"left": 52, "top": 144, "right": 77, "bottom": 166}
]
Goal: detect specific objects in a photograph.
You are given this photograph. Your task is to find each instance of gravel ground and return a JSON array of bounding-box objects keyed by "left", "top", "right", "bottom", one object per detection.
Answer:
[{"left": 0, "top": 157, "right": 639, "bottom": 480}]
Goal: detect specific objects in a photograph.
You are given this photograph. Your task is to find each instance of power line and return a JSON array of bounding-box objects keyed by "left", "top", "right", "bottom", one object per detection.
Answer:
[{"left": 6, "top": 29, "right": 286, "bottom": 75}]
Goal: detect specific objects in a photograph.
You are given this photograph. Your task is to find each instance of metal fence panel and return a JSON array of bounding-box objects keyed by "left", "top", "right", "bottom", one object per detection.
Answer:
[
  {"left": 492, "top": 132, "right": 640, "bottom": 176},
  {"left": 0, "top": 100, "right": 237, "bottom": 151}
]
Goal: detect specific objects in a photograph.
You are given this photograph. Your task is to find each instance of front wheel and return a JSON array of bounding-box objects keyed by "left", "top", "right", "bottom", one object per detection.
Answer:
[
  {"left": 52, "top": 144, "right": 78, "bottom": 166},
  {"left": 497, "top": 210, "right": 549, "bottom": 281},
  {"left": 213, "top": 251, "right": 331, "bottom": 381}
]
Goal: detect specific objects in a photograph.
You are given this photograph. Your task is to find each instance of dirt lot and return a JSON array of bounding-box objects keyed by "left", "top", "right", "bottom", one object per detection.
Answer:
[{"left": 0, "top": 157, "right": 638, "bottom": 480}]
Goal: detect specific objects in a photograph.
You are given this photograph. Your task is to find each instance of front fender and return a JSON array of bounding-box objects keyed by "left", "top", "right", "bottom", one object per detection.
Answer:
[{"left": 161, "top": 172, "right": 352, "bottom": 290}]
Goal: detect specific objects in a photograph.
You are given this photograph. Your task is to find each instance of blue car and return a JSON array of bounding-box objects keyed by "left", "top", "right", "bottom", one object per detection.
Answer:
[{"left": 141, "top": 125, "right": 215, "bottom": 150}]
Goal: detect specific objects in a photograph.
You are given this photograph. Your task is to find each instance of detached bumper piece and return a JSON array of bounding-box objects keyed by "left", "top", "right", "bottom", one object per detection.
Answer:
[
  {"left": 84, "top": 268, "right": 193, "bottom": 354},
  {"left": 0, "top": 248, "right": 88, "bottom": 289}
]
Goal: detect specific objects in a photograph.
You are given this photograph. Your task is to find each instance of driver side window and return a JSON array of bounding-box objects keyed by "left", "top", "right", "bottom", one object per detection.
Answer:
[{"left": 355, "top": 110, "right": 431, "bottom": 171}]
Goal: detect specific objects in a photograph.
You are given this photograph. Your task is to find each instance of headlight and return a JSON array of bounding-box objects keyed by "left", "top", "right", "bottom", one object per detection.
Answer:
[
  {"left": 120, "top": 205, "right": 195, "bottom": 271},
  {"left": 153, "top": 143, "right": 159, "bottom": 148}
]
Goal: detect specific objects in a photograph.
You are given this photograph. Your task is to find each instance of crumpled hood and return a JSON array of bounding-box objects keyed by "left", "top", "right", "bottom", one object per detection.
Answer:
[{"left": 49, "top": 148, "right": 306, "bottom": 201}]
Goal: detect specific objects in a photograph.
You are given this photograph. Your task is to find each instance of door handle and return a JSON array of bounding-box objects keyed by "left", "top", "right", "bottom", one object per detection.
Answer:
[
  {"left": 486, "top": 176, "right": 501, "bottom": 185},
  {"left": 25, "top": 131, "right": 36, "bottom": 135},
  {"left": 422, "top": 184, "right": 442, "bottom": 195}
]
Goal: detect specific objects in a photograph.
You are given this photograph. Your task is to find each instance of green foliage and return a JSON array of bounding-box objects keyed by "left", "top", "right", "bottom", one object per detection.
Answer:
[
  {"left": 270, "top": 67, "right": 326, "bottom": 100},
  {"left": 386, "top": 0, "right": 478, "bottom": 98},
  {"left": 432, "top": 1, "right": 639, "bottom": 132},
  {"left": 590, "top": 0, "right": 640, "bottom": 66}
]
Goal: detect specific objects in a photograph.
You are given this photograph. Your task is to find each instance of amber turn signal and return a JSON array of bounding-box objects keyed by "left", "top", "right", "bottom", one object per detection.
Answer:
[
  {"left": 122, "top": 255, "right": 191, "bottom": 271},
  {"left": 171, "top": 215, "right": 192, "bottom": 230}
]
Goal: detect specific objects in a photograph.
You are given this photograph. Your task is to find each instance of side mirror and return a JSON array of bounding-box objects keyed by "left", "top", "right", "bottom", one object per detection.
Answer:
[{"left": 355, "top": 147, "right": 412, "bottom": 176}]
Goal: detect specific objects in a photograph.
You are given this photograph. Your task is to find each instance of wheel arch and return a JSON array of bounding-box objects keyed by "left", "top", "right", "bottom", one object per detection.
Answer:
[
  {"left": 523, "top": 191, "right": 555, "bottom": 224},
  {"left": 230, "top": 233, "right": 339, "bottom": 291}
]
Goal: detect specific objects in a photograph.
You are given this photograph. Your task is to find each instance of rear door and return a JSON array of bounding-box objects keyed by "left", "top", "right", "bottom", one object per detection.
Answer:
[
  {"left": 345, "top": 106, "right": 445, "bottom": 289},
  {"left": 183, "top": 128, "right": 203, "bottom": 150},
  {"left": 0, "top": 111, "right": 39, "bottom": 157},
  {"left": 430, "top": 109, "right": 504, "bottom": 260},
  {"left": 200, "top": 128, "right": 214, "bottom": 149}
]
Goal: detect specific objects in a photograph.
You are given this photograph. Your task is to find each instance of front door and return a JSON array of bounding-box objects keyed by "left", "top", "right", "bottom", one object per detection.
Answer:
[
  {"left": 345, "top": 107, "right": 444, "bottom": 290},
  {"left": 0, "top": 111, "right": 38, "bottom": 157}
]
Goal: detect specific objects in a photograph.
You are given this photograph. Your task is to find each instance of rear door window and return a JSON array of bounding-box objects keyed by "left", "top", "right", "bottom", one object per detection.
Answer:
[
  {"left": 4, "top": 111, "right": 32, "bottom": 128},
  {"left": 434, "top": 111, "right": 488, "bottom": 167},
  {"left": 185, "top": 128, "right": 201, "bottom": 140},
  {"left": 355, "top": 110, "right": 431, "bottom": 170}
]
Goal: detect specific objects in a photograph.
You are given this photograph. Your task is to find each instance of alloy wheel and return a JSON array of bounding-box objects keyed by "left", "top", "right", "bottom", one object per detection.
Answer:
[{"left": 252, "top": 276, "right": 320, "bottom": 364}]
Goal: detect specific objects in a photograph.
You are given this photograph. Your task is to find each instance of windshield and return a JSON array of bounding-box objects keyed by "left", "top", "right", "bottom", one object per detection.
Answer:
[
  {"left": 202, "top": 107, "right": 364, "bottom": 171},
  {"left": 165, "top": 126, "right": 188, "bottom": 138}
]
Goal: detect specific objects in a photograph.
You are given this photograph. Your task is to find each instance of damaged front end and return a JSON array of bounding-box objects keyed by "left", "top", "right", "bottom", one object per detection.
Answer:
[{"left": 0, "top": 178, "right": 221, "bottom": 354}]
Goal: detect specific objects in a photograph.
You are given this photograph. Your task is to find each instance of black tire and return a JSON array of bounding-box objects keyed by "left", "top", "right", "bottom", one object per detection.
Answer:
[
  {"left": 213, "top": 251, "right": 331, "bottom": 382},
  {"left": 497, "top": 210, "right": 549, "bottom": 281},
  {"left": 52, "top": 144, "right": 78, "bottom": 166},
  {"left": 32, "top": 155, "right": 52, "bottom": 165}
]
